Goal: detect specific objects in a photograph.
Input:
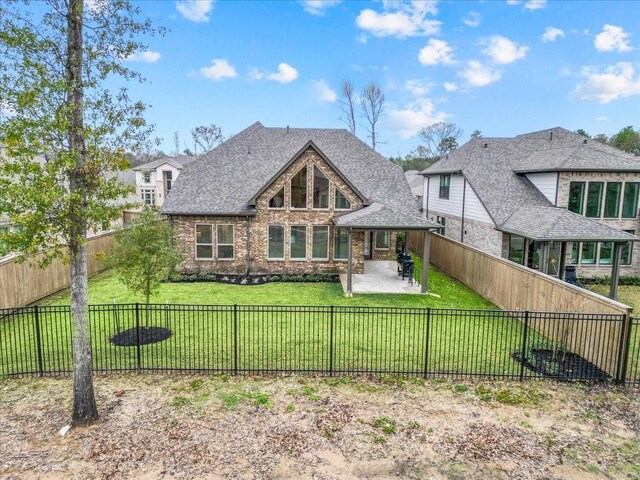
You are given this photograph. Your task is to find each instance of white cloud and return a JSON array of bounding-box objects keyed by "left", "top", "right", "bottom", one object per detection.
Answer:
[
  {"left": 85, "top": 0, "right": 108, "bottom": 13},
  {"left": 300, "top": 0, "right": 342, "bottom": 15},
  {"left": 483, "top": 35, "right": 528, "bottom": 64},
  {"left": 594, "top": 25, "right": 633, "bottom": 52},
  {"left": 123, "top": 50, "right": 161, "bottom": 63},
  {"left": 542, "top": 27, "right": 564, "bottom": 43},
  {"left": 574, "top": 62, "right": 640, "bottom": 103},
  {"left": 313, "top": 79, "right": 337, "bottom": 102},
  {"left": 460, "top": 60, "right": 501, "bottom": 87},
  {"left": 597, "top": 116, "right": 609, "bottom": 121},
  {"left": 405, "top": 79, "right": 432, "bottom": 97},
  {"left": 356, "top": 33, "right": 368, "bottom": 44},
  {"left": 443, "top": 82, "right": 458, "bottom": 92},
  {"left": 463, "top": 11, "right": 481, "bottom": 27},
  {"left": 386, "top": 98, "right": 448, "bottom": 139},
  {"left": 418, "top": 39, "right": 455, "bottom": 66},
  {"left": 248, "top": 68, "right": 264, "bottom": 81},
  {"left": 524, "top": 0, "right": 546, "bottom": 10},
  {"left": 266, "top": 63, "right": 299, "bottom": 84},
  {"left": 506, "top": 0, "right": 520, "bottom": 4},
  {"left": 199, "top": 59, "right": 237, "bottom": 81},
  {"left": 176, "top": 0, "right": 214, "bottom": 23},
  {"left": 355, "top": 1, "right": 441, "bottom": 39}
]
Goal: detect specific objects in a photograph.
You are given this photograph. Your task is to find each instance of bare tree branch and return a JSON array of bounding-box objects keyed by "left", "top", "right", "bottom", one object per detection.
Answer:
[
  {"left": 417, "top": 122, "right": 463, "bottom": 159},
  {"left": 360, "top": 81, "right": 384, "bottom": 151},
  {"left": 338, "top": 79, "right": 356, "bottom": 135}
]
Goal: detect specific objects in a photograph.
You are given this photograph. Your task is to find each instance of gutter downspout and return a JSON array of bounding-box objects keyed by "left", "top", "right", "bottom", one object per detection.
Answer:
[
  {"left": 424, "top": 176, "right": 429, "bottom": 218},
  {"left": 246, "top": 216, "right": 251, "bottom": 275},
  {"left": 460, "top": 177, "right": 467, "bottom": 243}
]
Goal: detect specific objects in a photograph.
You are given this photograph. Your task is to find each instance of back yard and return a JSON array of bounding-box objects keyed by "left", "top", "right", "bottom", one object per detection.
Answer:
[{"left": 1, "top": 374, "right": 638, "bottom": 479}]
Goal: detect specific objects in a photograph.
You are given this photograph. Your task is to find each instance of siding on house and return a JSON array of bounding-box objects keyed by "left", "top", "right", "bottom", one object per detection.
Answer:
[
  {"left": 525, "top": 172, "right": 558, "bottom": 205},
  {"left": 423, "top": 174, "right": 493, "bottom": 224}
]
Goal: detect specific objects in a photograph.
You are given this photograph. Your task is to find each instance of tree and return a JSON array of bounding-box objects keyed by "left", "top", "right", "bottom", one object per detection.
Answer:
[
  {"left": 338, "top": 79, "right": 357, "bottom": 135},
  {"left": 470, "top": 129, "right": 482, "bottom": 139},
  {"left": 593, "top": 133, "right": 609, "bottom": 144},
  {"left": 172, "top": 131, "right": 181, "bottom": 156},
  {"left": 106, "top": 208, "right": 182, "bottom": 303},
  {"left": 610, "top": 126, "right": 640, "bottom": 156},
  {"left": 389, "top": 147, "right": 439, "bottom": 172},
  {"left": 191, "top": 124, "right": 224, "bottom": 155},
  {"left": 361, "top": 81, "right": 385, "bottom": 151},
  {"left": 575, "top": 129, "right": 590, "bottom": 138},
  {"left": 418, "top": 122, "right": 463, "bottom": 159},
  {"left": 0, "top": 0, "right": 162, "bottom": 425}
]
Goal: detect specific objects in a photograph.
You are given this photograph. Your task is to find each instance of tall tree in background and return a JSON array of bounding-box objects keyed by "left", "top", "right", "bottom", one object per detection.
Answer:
[
  {"left": 610, "top": 126, "right": 640, "bottom": 156},
  {"left": 191, "top": 124, "right": 224, "bottom": 155},
  {"left": 338, "top": 80, "right": 357, "bottom": 135},
  {"left": 361, "top": 82, "right": 385, "bottom": 151},
  {"left": 418, "top": 122, "right": 463, "bottom": 159},
  {"left": 0, "top": 0, "right": 162, "bottom": 425},
  {"left": 470, "top": 130, "right": 482, "bottom": 139}
]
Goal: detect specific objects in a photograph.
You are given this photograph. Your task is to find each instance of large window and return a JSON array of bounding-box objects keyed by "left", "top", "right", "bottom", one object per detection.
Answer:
[
  {"left": 335, "top": 189, "right": 351, "bottom": 210},
  {"left": 334, "top": 228, "right": 349, "bottom": 260},
  {"left": 143, "top": 172, "right": 151, "bottom": 184},
  {"left": 268, "top": 225, "right": 285, "bottom": 260},
  {"left": 290, "top": 166, "right": 307, "bottom": 209},
  {"left": 439, "top": 174, "right": 450, "bottom": 199},
  {"left": 141, "top": 189, "right": 155, "bottom": 206},
  {"left": 195, "top": 224, "right": 213, "bottom": 259},
  {"left": 599, "top": 242, "right": 613, "bottom": 265},
  {"left": 568, "top": 182, "right": 585, "bottom": 214},
  {"left": 217, "top": 225, "right": 234, "bottom": 259},
  {"left": 375, "top": 231, "right": 390, "bottom": 250},
  {"left": 164, "top": 171, "right": 173, "bottom": 194},
  {"left": 622, "top": 183, "right": 639, "bottom": 218},
  {"left": 508, "top": 235, "right": 525, "bottom": 265},
  {"left": 581, "top": 242, "right": 596, "bottom": 265},
  {"left": 312, "top": 226, "right": 329, "bottom": 260},
  {"left": 604, "top": 182, "right": 621, "bottom": 218},
  {"left": 269, "top": 187, "right": 285, "bottom": 209},
  {"left": 570, "top": 242, "right": 579, "bottom": 264},
  {"left": 622, "top": 230, "right": 634, "bottom": 265},
  {"left": 290, "top": 225, "right": 307, "bottom": 260},
  {"left": 585, "top": 182, "right": 603, "bottom": 217},
  {"left": 312, "top": 166, "right": 329, "bottom": 209}
]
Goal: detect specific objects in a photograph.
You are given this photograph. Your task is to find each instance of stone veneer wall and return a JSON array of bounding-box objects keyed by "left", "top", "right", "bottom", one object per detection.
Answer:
[{"left": 425, "top": 210, "right": 502, "bottom": 257}]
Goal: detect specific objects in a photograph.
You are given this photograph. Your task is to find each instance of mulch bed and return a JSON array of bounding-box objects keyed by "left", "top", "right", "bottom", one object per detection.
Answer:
[
  {"left": 513, "top": 348, "right": 611, "bottom": 382},
  {"left": 167, "top": 273, "right": 341, "bottom": 285},
  {"left": 110, "top": 326, "right": 172, "bottom": 347}
]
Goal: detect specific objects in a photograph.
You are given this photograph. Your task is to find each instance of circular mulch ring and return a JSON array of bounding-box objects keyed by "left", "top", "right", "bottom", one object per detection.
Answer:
[{"left": 110, "top": 326, "right": 172, "bottom": 347}]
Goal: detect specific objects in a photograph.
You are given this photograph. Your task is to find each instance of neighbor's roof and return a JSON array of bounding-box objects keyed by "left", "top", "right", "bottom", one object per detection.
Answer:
[
  {"left": 404, "top": 170, "right": 424, "bottom": 197},
  {"left": 334, "top": 202, "right": 437, "bottom": 230},
  {"left": 133, "top": 154, "right": 197, "bottom": 171},
  {"left": 162, "top": 122, "right": 438, "bottom": 230},
  {"left": 420, "top": 127, "right": 640, "bottom": 242}
]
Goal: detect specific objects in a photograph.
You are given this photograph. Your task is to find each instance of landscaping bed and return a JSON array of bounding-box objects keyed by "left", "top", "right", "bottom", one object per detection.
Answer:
[
  {"left": 513, "top": 348, "right": 611, "bottom": 382},
  {"left": 167, "top": 272, "right": 340, "bottom": 285}
]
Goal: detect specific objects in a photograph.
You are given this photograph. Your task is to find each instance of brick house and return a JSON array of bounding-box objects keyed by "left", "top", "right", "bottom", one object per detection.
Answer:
[
  {"left": 161, "top": 122, "right": 439, "bottom": 293},
  {"left": 420, "top": 127, "right": 639, "bottom": 294},
  {"left": 133, "top": 154, "right": 196, "bottom": 208}
]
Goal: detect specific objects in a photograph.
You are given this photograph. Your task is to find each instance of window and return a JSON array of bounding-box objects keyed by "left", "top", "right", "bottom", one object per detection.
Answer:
[
  {"left": 599, "top": 242, "right": 613, "bottom": 265},
  {"left": 312, "top": 225, "right": 329, "bottom": 260},
  {"left": 164, "top": 171, "right": 173, "bottom": 194},
  {"left": 143, "top": 172, "right": 151, "bottom": 183},
  {"left": 290, "top": 225, "right": 307, "bottom": 260},
  {"left": 375, "top": 231, "right": 390, "bottom": 250},
  {"left": 585, "top": 182, "right": 603, "bottom": 217},
  {"left": 436, "top": 216, "right": 446, "bottom": 235},
  {"left": 335, "top": 189, "right": 351, "bottom": 210},
  {"left": 217, "top": 224, "right": 234, "bottom": 259},
  {"left": 568, "top": 182, "right": 585, "bottom": 214},
  {"left": 570, "top": 242, "right": 579, "bottom": 264},
  {"left": 439, "top": 174, "right": 450, "bottom": 199},
  {"left": 622, "top": 183, "right": 639, "bottom": 218},
  {"left": 268, "top": 225, "right": 285, "bottom": 260},
  {"left": 603, "top": 182, "right": 621, "bottom": 218},
  {"left": 290, "top": 166, "right": 307, "bottom": 209},
  {"left": 269, "top": 187, "right": 285, "bottom": 209},
  {"left": 312, "top": 166, "right": 329, "bottom": 209},
  {"left": 195, "top": 225, "right": 213, "bottom": 259},
  {"left": 141, "top": 189, "right": 155, "bottom": 206},
  {"left": 581, "top": 242, "right": 596, "bottom": 265},
  {"left": 334, "top": 228, "right": 349, "bottom": 260},
  {"left": 508, "top": 235, "right": 526, "bottom": 265},
  {"left": 622, "top": 230, "right": 634, "bottom": 265}
]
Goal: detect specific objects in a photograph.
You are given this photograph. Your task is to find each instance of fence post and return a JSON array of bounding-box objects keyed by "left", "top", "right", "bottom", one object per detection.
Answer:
[
  {"left": 423, "top": 307, "right": 431, "bottom": 379},
  {"left": 615, "top": 311, "right": 633, "bottom": 385},
  {"left": 519, "top": 311, "right": 530, "bottom": 381},
  {"left": 329, "top": 306, "right": 334, "bottom": 376},
  {"left": 33, "top": 305, "right": 44, "bottom": 377},
  {"left": 233, "top": 304, "right": 238, "bottom": 376},
  {"left": 135, "top": 302, "right": 141, "bottom": 373}
]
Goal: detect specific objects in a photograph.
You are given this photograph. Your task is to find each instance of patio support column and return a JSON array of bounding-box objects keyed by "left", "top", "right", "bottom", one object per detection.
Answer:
[
  {"left": 421, "top": 229, "right": 430, "bottom": 294},
  {"left": 610, "top": 242, "right": 622, "bottom": 300},
  {"left": 558, "top": 242, "right": 567, "bottom": 280},
  {"left": 346, "top": 228, "right": 353, "bottom": 297}
]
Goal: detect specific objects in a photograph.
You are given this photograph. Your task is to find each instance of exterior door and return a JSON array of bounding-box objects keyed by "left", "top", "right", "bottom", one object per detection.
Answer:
[{"left": 364, "top": 231, "right": 373, "bottom": 259}]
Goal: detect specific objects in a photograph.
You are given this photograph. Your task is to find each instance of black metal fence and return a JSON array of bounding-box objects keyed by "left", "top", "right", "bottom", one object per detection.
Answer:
[{"left": 0, "top": 304, "right": 637, "bottom": 385}]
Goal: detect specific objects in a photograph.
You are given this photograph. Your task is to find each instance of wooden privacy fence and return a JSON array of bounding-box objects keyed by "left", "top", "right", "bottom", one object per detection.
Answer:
[
  {"left": 408, "top": 231, "right": 634, "bottom": 379},
  {"left": 0, "top": 232, "right": 115, "bottom": 309}
]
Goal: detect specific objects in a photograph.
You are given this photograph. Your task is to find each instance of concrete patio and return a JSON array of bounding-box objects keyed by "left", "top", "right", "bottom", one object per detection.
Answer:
[{"left": 340, "top": 260, "right": 423, "bottom": 295}]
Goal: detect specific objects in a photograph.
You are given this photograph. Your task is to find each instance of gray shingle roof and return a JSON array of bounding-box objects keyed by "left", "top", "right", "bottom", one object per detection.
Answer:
[
  {"left": 421, "top": 127, "right": 640, "bottom": 241},
  {"left": 133, "top": 154, "right": 197, "bottom": 171},
  {"left": 162, "top": 122, "right": 429, "bottom": 228},
  {"left": 334, "top": 202, "right": 438, "bottom": 230}
]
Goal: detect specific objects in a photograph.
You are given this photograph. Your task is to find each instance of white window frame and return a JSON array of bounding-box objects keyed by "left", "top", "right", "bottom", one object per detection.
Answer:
[
  {"left": 334, "top": 188, "right": 352, "bottom": 211},
  {"left": 216, "top": 224, "right": 235, "bottom": 261},
  {"left": 374, "top": 231, "right": 390, "bottom": 250},
  {"left": 268, "top": 186, "right": 286, "bottom": 210},
  {"left": 267, "top": 224, "right": 285, "bottom": 260},
  {"left": 289, "top": 225, "right": 307, "bottom": 261},
  {"left": 141, "top": 188, "right": 155, "bottom": 206},
  {"left": 143, "top": 171, "right": 152, "bottom": 184},
  {"left": 312, "top": 225, "right": 329, "bottom": 261},
  {"left": 195, "top": 224, "right": 214, "bottom": 260},
  {"left": 312, "top": 165, "right": 330, "bottom": 210},
  {"left": 333, "top": 227, "right": 349, "bottom": 261},
  {"left": 289, "top": 165, "right": 308, "bottom": 210}
]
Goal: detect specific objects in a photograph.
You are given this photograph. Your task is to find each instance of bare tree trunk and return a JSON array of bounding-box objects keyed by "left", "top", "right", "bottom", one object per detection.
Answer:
[
  {"left": 67, "top": 0, "right": 99, "bottom": 425},
  {"left": 361, "top": 82, "right": 384, "bottom": 151},
  {"left": 338, "top": 80, "right": 357, "bottom": 136}
]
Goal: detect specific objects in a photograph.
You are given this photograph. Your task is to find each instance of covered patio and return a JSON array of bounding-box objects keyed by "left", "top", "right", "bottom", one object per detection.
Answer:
[{"left": 339, "top": 260, "right": 423, "bottom": 294}]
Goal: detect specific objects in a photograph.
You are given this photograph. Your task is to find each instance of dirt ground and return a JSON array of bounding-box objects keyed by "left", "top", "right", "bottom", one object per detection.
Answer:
[{"left": 0, "top": 374, "right": 638, "bottom": 480}]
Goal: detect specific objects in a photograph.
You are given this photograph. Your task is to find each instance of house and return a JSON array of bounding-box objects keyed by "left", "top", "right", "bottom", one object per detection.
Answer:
[
  {"left": 404, "top": 170, "right": 424, "bottom": 210},
  {"left": 420, "top": 127, "right": 640, "bottom": 284},
  {"left": 161, "top": 122, "right": 439, "bottom": 293},
  {"left": 133, "top": 154, "right": 196, "bottom": 208}
]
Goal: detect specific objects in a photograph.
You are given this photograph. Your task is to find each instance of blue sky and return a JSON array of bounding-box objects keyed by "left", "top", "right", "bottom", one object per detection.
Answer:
[{"left": 121, "top": 0, "right": 640, "bottom": 157}]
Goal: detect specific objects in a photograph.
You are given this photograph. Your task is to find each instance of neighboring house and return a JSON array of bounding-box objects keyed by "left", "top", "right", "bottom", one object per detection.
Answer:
[
  {"left": 161, "top": 122, "right": 437, "bottom": 284},
  {"left": 133, "top": 154, "right": 197, "bottom": 208},
  {"left": 421, "top": 127, "right": 640, "bottom": 279},
  {"left": 404, "top": 170, "right": 424, "bottom": 210}
]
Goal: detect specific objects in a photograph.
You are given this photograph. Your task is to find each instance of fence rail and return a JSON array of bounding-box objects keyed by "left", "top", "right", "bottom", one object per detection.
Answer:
[{"left": 1, "top": 303, "right": 637, "bottom": 385}]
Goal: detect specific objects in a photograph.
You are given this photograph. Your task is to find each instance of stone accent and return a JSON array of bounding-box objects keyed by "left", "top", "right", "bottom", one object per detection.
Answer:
[{"left": 426, "top": 210, "right": 502, "bottom": 257}]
